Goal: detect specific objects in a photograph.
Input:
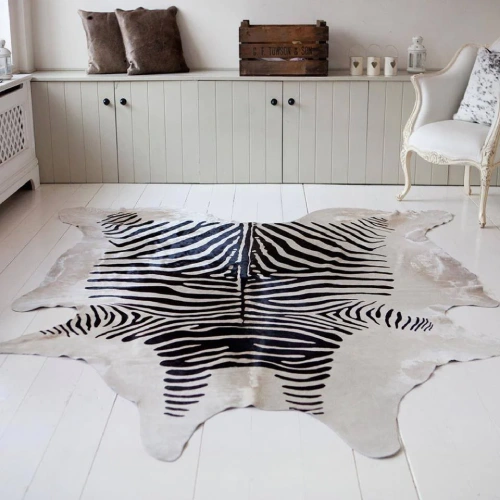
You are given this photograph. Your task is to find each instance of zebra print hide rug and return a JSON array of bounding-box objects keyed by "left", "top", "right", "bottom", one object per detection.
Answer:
[{"left": 1, "top": 207, "right": 499, "bottom": 461}]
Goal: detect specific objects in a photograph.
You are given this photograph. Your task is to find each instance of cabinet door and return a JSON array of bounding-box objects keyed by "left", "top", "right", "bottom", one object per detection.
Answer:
[
  {"left": 198, "top": 81, "right": 282, "bottom": 183},
  {"left": 283, "top": 81, "right": 371, "bottom": 184},
  {"left": 283, "top": 81, "right": 349, "bottom": 184},
  {"left": 115, "top": 81, "right": 200, "bottom": 183},
  {"left": 282, "top": 80, "right": 443, "bottom": 186},
  {"left": 32, "top": 82, "right": 117, "bottom": 183}
]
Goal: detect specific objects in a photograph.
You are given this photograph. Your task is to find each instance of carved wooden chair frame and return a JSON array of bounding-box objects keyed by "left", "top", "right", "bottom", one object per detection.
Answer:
[{"left": 398, "top": 41, "right": 500, "bottom": 227}]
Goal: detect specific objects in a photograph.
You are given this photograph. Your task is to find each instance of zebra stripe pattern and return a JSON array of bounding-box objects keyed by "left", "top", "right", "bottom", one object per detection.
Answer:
[{"left": 42, "top": 212, "right": 433, "bottom": 418}]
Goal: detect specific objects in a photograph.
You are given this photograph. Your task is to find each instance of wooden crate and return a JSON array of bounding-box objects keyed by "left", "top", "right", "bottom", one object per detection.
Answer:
[{"left": 239, "top": 20, "right": 329, "bottom": 76}]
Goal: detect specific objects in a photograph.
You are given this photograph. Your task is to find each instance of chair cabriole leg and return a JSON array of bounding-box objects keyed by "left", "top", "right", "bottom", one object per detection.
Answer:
[
  {"left": 464, "top": 165, "right": 471, "bottom": 195},
  {"left": 479, "top": 166, "right": 492, "bottom": 228},
  {"left": 397, "top": 148, "right": 412, "bottom": 201}
]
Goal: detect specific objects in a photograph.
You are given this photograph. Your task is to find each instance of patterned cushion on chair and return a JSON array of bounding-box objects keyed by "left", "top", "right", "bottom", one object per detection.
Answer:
[{"left": 454, "top": 47, "right": 500, "bottom": 126}]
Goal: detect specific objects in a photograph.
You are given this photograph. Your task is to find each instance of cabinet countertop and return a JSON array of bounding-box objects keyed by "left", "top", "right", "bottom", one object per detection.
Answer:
[
  {"left": 28, "top": 69, "right": 437, "bottom": 83},
  {"left": 0, "top": 74, "right": 32, "bottom": 91}
]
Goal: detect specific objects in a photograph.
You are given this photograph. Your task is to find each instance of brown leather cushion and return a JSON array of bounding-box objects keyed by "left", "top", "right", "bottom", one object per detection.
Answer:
[
  {"left": 78, "top": 10, "right": 128, "bottom": 74},
  {"left": 115, "top": 7, "right": 189, "bottom": 75}
]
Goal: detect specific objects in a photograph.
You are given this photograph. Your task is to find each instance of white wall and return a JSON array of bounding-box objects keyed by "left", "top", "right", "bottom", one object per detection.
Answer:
[{"left": 30, "top": 0, "right": 500, "bottom": 71}]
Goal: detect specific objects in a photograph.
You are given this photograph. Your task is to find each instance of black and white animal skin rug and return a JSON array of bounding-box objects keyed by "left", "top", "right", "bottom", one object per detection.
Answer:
[{"left": 1, "top": 207, "right": 499, "bottom": 462}]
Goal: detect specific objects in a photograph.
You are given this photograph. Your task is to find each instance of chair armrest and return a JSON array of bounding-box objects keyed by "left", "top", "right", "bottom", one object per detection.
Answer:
[
  {"left": 482, "top": 94, "right": 500, "bottom": 165},
  {"left": 405, "top": 44, "right": 481, "bottom": 141}
]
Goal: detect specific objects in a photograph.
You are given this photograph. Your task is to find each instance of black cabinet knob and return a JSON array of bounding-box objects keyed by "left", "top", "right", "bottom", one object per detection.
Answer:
[
  {"left": 102, "top": 98, "right": 110, "bottom": 106},
  {"left": 120, "top": 98, "right": 127, "bottom": 105},
  {"left": 270, "top": 98, "right": 278, "bottom": 106},
  {"left": 288, "top": 98, "right": 295, "bottom": 106}
]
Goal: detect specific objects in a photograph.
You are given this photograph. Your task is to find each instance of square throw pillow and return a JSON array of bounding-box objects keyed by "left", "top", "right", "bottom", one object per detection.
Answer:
[
  {"left": 115, "top": 7, "right": 189, "bottom": 75},
  {"left": 78, "top": 10, "right": 128, "bottom": 74},
  {"left": 454, "top": 47, "right": 500, "bottom": 126}
]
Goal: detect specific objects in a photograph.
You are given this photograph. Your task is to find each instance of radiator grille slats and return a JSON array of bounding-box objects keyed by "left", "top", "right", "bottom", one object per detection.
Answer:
[{"left": 0, "top": 105, "right": 26, "bottom": 165}]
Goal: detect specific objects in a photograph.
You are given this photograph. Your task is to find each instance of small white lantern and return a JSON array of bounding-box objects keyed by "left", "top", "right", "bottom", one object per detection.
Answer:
[
  {"left": 0, "top": 40, "right": 13, "bottom": 80},
  {"left": 407, "top": 36, "right": 426, "bottom": 73}
]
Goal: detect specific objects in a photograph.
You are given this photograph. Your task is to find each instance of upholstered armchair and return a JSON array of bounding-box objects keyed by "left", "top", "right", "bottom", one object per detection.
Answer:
[{"left": 398, "top": 38, "right": 500, "bottom": 227}]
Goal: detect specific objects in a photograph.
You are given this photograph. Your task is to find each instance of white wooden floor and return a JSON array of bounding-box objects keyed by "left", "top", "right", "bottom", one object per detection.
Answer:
[{"left": 1, "top": 183, "right": 500, "bottom": 500}]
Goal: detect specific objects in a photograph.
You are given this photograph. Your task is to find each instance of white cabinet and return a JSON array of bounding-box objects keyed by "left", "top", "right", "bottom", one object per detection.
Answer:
[
  {"left": 33, "top": 81, "right": 117, "bottom": 183},
  {"left": 112, "top": 81, "right": 282, "bottom": 183},
  {"left": 281, "top": 80, "right": 417, "bottom": 185},
  {"left": 33, "top": 80, "right": 283, "bottom": 184},
  {"left": 204, "top": 81, "right": 282, "bottom": 183},
  {"left": 283, "top": 81, "right": 356, "bottom": 183},
  {"left": 0, "top": 76, "right": 39, "bottom": 204},
  {"left": 33, "top": 71, "right": 474, "bottom": 186},
  {"left": 114, "top": 81, "right": 200, "bottom": 183}
]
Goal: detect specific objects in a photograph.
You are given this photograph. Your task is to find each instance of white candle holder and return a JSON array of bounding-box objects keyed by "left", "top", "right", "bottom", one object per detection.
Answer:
[
  {"left": 366, "top": 45, "right": 381, "bottom": 76},
  {"left": 350, "top": 56, "right": 363, "bottom": 76},
  {"left": 348, "top": 45, "right": 365, "bottom": 76},
  {"left": 384, "top": 45, "right": 398, "bottom": 76}
]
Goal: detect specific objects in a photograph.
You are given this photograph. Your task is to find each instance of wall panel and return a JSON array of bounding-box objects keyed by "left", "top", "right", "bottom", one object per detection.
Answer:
[
  {"left": 181, "top": 81, "right": 201, "bottom": 183},
  {"left": 348, "top": 82, "right": 368, "bottom": 184},
  {"left": 63, "top": 82, "right": 86, "bottom": 183},
  {"left": 233, "top": 82, "right": 251, "bottom": 183},
  {"left": 32, "top": 82, "right": 53, "bottom": 183},
  {"left": 265, "top": 82, "right": 283, "bottom": 183},
  {"left": 366, "top": 82, "right": 386, "bottom": 184},
  {"left": 97, "top": 83, "right": 118, "bottom": 183},
  {"left": 297, "top": 82, "right": 317, "bottom": 184},
  {"left": 400, "top": 82, "right": 416, "bottom": 184},
  {"left": 315, "top": 82, "right": 334, "bottom": 184},
  {"left": 215, "top": 81, "right": 233, "bottom": 183},
  {"left": 282, "top": 82, "right": 300, "bottom": 183},
  {"left": 382, "top": 82, "right": 403, "bottom": 185},
  {"left": 164, "top": 81, "right": 184, "bottom": 182},
  {"left": 131, "top": 82, "right": 151, "bottom": 183},
  {"left": 47, "top": 82, "right": 70, "bottom": 183},
  {"left": 331, "top": 82, "right": 350, "bottom": 184},
  {"left": 249, "top": 82, "right": 268, "bottom": 183},
  {"left": 146, "top": 82, "right": 167, "bottom": 183},
  {"left": 198, "top": 81, "right": 217, "bottom": 183},
  {"left": 115, "top": 82, "right": 133, "bottom": 182}
]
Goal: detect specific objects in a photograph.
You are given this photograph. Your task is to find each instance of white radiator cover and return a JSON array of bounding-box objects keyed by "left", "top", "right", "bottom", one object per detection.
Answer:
[
  {"left": 30, "top": 70, "right": 484, "bottom": 187},
  {"left": 0, "top": 75, "right": 39, "bottom": 204}
]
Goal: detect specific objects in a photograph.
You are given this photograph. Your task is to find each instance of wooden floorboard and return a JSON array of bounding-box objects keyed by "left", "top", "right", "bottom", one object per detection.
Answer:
[{"left": 0, "top": 183, "right": 500, "bottom": 499}]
